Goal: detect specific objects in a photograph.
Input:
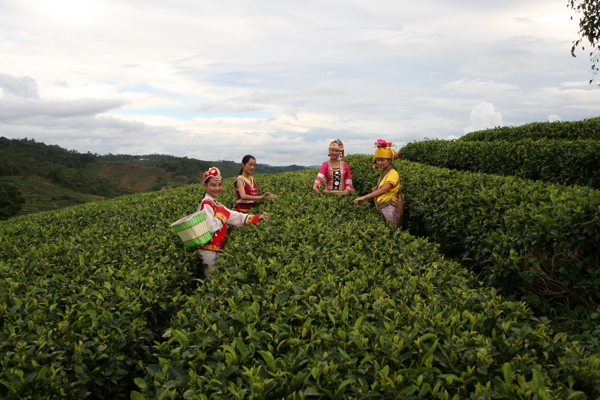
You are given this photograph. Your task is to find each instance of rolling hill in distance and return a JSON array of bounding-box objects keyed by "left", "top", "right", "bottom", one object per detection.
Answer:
[{"left": 0, "top": 137, "right": 308, "bottom": 217}]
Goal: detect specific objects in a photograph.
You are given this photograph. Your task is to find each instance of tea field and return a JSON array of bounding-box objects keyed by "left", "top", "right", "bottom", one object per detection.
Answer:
[{"left": 1, "top": 166, "right": 599, "bottom": 399}]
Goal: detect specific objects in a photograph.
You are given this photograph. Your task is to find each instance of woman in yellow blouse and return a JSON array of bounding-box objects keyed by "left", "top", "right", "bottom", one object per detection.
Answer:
[{"left": 353, "top": 139, "right": 404, "bottom": 227}]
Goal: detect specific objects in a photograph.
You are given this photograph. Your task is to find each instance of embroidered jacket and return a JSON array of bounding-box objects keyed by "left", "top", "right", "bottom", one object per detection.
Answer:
[{"left": 196, "top": 194, "right": 260, "bottom": 252}]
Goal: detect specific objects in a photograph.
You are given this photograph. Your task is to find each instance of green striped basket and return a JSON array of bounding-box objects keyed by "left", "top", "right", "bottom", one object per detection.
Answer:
[{"left": 171, "top": 211, "right": 212, "bottom": 248}]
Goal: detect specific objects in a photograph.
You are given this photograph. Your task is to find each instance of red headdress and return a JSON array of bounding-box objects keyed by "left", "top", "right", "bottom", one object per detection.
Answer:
[{"left": 203, "top": 167, "right": 222, "bottom": 183}]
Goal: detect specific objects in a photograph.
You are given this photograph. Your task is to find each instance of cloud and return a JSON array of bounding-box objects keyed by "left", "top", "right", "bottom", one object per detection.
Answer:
[
  {"left": 0, "top": 97, "right": 126, "bottom": 121},
  {"left": 0, "top": 73, "right": 39, "bottom": 98},
  {"left": 465, "top": 102, "right": 503, "bottom": 133},
  {"left": 548, "top": 114, "right": 562, "bottom": 122},
  {"left": 1, "top": 0, "right": 600, "bottom": 167}
]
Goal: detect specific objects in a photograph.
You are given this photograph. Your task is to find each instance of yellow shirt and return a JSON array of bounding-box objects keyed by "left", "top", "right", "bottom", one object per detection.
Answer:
[{"left": 375, "top": 167, "right": 400, "bottom": 209}]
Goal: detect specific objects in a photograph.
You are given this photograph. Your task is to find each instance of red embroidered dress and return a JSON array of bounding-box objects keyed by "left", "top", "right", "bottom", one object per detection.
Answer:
[
  {"left": 234, "top": 175, "right": 259, "bottom": 212},
  {"left": 196, "top": 194, "right": 260, "bottom": 252}
]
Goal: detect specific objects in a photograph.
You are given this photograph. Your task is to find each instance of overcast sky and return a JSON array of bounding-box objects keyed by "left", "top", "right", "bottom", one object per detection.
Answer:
[{"left": 1, "top": 0, "right": 599, "bottom": 166}]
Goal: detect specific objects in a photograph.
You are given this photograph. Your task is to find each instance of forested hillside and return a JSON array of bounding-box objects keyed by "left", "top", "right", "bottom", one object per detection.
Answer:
[
  {"left": 0, "top": 137, "right": 307, "bottom": 218},
  {"left": 0, "top": 138, "right": 129, "bottom": 199},
  {"left": 0, "top": 136, "right": 98, "bottom": 168}
]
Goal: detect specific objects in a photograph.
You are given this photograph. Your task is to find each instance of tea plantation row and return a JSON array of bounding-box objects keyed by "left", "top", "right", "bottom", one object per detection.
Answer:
[
  {"left": 398, "top": 139, "right": 600, "bottom": 189},
  {"left": 347, "top": 154, "right": 600, "bottom": 321},
  {"left": 459, "top": 117, "right": 600, "bottom": 142},
  {"left": 1, "top": 169, "right": 600, "bottom": 399}
]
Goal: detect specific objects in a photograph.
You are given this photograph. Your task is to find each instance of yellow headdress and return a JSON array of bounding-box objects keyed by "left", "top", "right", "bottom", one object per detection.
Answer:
[{"left": 373, "top": 139, "right": 399, "bottom": 160}]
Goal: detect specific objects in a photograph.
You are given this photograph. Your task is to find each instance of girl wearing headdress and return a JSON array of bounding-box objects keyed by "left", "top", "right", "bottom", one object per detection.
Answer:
[
  {"left": 196, "top": 167, "right": 269, "bottom": 278},
  {"left": 233, "top": 155, "right": 277, "bottom": 213},
  {"left": 313, "top": 139, "right": 354, "bottom": 194},
  {"left": 353, "top": 139, "right": 404, "bottom": 227}
]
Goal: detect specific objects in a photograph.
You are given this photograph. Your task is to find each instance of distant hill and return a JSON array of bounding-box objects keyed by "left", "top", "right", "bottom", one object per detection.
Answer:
[
  {"left": 0, "top": 137, "right": 308, "bottom": 217},
  {"left": 85, "top": 161, "right": 172, "bottom": 192},
  {"left": 92, "top": 153, "right": 307, "bottom": 191}
]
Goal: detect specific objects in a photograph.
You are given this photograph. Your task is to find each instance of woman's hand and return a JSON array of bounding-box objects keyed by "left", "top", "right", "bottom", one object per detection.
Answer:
[
  {"left": 313, "top": 183, "right": 321, "bottom": 193},
  {"left": 353, "top": 197, "right": 365, "bottom": 206},
  {"left": 258, "top": 212, "right": 269, "bottom": 221}
]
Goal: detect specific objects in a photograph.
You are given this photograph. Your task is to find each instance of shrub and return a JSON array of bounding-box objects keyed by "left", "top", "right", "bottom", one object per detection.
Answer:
[
  {"left": 459, "top": 117, "right": 600, "bottom": 142},
  {"left": 0, "top": 180, "right": 26, "bottom": 220},
  {"left": 347, "top": 155, "right": 600, "bottom": 315},
  {"left": 2, "top": 169, "right": 600, "bottom": 399},
  {"left": 398, "top": 139, "right": 600, "bottom": 189}
]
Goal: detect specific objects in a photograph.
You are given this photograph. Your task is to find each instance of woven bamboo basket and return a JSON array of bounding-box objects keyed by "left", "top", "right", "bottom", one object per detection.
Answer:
[{"left": 171, "top": 211, "right": 212, "bottom": 248}]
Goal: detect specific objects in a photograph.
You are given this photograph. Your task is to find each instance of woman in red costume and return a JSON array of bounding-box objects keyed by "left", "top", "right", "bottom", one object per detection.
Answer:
[
  {"left": 196, "top": 167, "right": 268, "bottom": 278},
  {"left": 233, "top": 155, "right": 277, "bottom": 212}
]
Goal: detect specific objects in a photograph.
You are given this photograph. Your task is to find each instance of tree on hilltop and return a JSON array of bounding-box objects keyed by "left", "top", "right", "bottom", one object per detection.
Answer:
[
  {"left": 569, "top": 0, "right": 600, "bottom": 83},
  {"left": 0, "top": 181, "right": 26, "bottom": 220}
]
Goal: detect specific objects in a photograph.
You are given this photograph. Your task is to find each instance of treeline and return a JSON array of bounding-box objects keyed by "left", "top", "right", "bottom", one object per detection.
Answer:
[
  {"left": 100, "top": 153, "right": 181, "bottom": 166},
  {"left": 156, "top": 157, "right": 307, "bottom": 183},
  {"left": 100, "top": 153, "right": 307, "bottom": 179},
  {"left": 0, "top": 137, "right": 98, "bottom": 168},
  {"left": 399, "top": 117, "right": 600, "bottom": 189}
]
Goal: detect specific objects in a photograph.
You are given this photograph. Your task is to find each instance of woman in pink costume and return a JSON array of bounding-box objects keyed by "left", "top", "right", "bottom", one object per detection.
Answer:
[{"left": 312, "top": 139, "right": 354, "bottom": 194}]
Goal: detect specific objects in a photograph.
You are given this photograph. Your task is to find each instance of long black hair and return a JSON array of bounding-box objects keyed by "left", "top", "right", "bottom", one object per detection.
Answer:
[{"left": 239, "top": 155, "right": 256, "bottom": 175}]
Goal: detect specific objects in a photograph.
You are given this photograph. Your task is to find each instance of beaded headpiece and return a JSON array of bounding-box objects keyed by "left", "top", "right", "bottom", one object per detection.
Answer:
[{"left": 328, "top": 139, "right": 345, "bottom": 158}]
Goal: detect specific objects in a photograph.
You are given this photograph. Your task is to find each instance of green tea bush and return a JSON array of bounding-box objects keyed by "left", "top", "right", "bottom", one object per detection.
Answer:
[
  {"left": 133, "top": 171, "right": 600, "bottom": 399},
  {"left": 0, "top": 190, "right": 202, "bottom": 398},
  {"left": 2, "top": 169, "right": 600, "bottom": 399},
  {"left": 398, "top": 139, "right": 600, "bottom": 189},
  {"left": 459, "top": 117, "right": 600, "bottom": 142},
  {"left": 347, "top": 155, "right": 600, "bottom": 315}
]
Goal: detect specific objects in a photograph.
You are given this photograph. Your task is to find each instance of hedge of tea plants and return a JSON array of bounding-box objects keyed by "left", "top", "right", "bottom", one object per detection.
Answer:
[
  {"left": 346, "top": 155, "right": 600, "bottom": 315},
  {"left": 397, "top": 139, "right": 600, "bottom": 189},
  {"left": 458, "top": 117, "right": 600, "bottom": 142},
  {"left": 2, "top": 169, "right": 600, "bottom": 399},
  {"left": 0, "top": 190, "right": 202, "bottom": 398}
]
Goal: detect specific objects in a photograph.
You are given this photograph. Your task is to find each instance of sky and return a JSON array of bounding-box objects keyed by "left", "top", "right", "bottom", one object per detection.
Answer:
[{"left": 1, "top": 0, "right": 599, "bottom": 167}]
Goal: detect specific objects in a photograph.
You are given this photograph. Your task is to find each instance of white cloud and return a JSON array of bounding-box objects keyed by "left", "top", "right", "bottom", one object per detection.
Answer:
[
  {"left": 0, "top": 0, "right": 599, "bottom": 166},
  {"left": 549, "top": 114, "right": 562, "bottom": 122},
  {"left": 0, "top": 96, "right": 124, "bottom": 121},
  {"left": 0, "top": 73, "right": 39, "bottom": 98},
  {"left": 465, "top": 102, "right": 504, "bottom": 134}
]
